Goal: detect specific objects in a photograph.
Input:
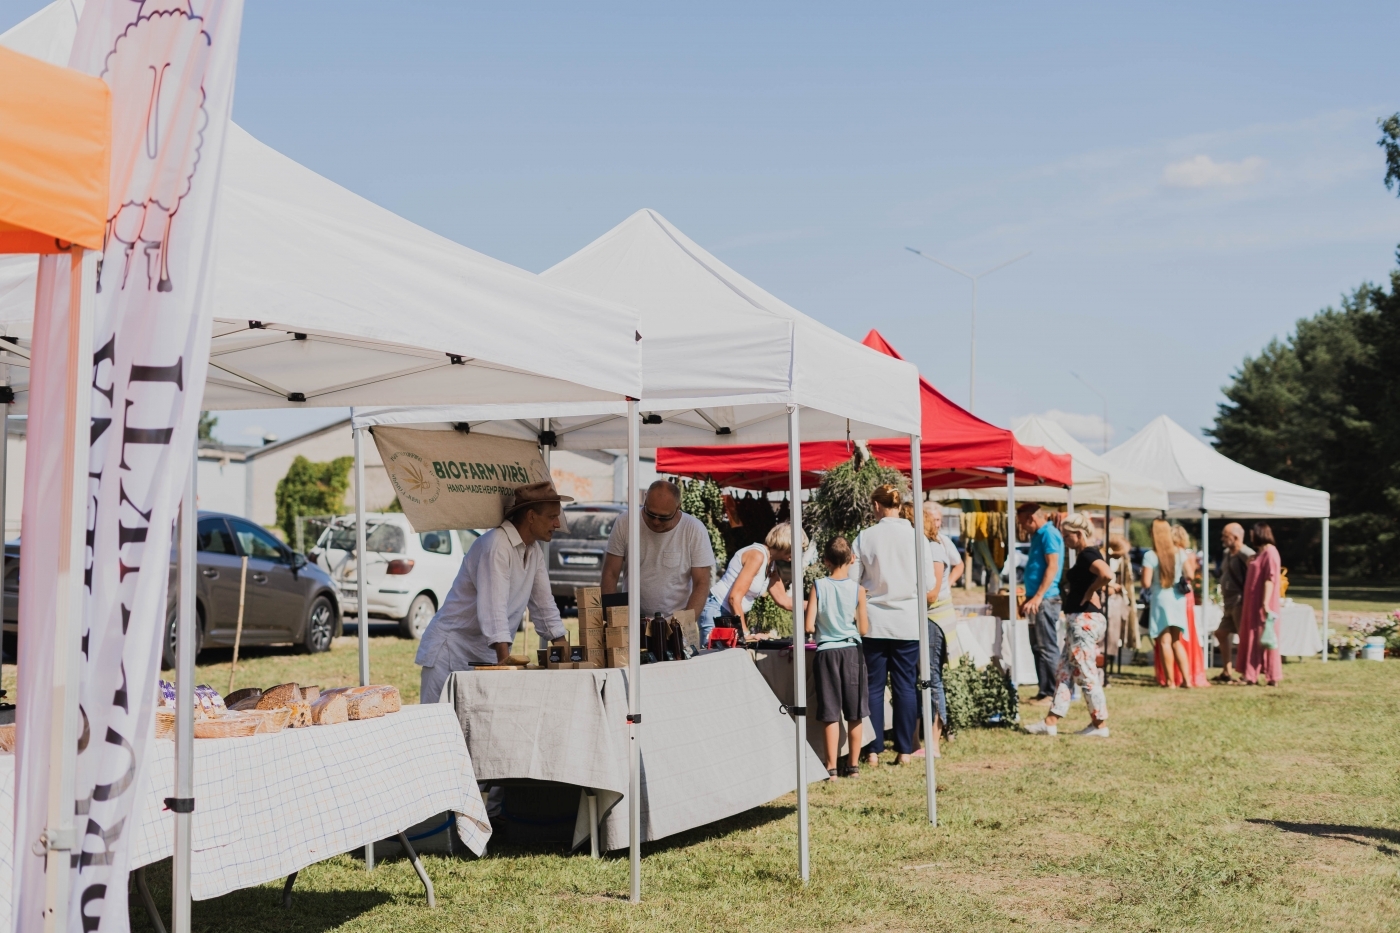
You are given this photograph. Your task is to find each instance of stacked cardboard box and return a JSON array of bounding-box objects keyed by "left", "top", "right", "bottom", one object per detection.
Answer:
[{"left": 603, "top": 604, "right": 630, "bottom": 668}]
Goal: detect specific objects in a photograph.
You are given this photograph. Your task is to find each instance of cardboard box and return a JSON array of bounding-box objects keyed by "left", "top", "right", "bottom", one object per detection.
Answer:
[
  {"left": 987, "top": 589, "right": 1026, "bottom": 621},
  {"left": 579, "top": 606, "right": 604, "bottom": 631},
  {"left": 604, "top": 628, "right": 629, "bottom": 649},
  {"left": 574, "top": 586, "right": 602, "bottom": 611},
  {"left": 605, "top": 605, "right": 630, "bottom": 628},
  {"left": 606, "top": 647, "right": 629, "bottom": 668},
  {"left": 583, "top": 627, "right": 606, "bottom": 650}
]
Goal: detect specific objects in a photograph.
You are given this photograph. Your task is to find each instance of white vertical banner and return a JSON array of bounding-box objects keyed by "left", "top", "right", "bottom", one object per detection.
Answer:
[{"left": 12, "top": 2, "right": 244, "bottom": 931}]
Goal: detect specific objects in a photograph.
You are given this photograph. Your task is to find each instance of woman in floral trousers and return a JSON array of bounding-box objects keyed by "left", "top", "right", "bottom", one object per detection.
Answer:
[{"left": 1024, "top": 513, "right": 1111, "bottom": 738}]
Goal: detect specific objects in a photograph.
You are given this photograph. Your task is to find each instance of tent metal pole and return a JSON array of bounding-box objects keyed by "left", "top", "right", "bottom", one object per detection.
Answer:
[
  {"left": 540, "top": 419, "right": 552, "bottom": 650},
  {"left": 41, "top": 248, "right": 96, "bottom": 933},
  {"left": 1200, "top": 511, "right": 1210, "bottom": 668},
  {"left": 627, "top": 399, "right": 642, "bottom": 903},
  {"left": 1005, "top": 468, "right": 1017, "bottom": 683},
  {"left": 353, "top": 426, "right": 373, "bottom": 870},
  {"left": 788, "top": 405, "right": 810, "bottom": 881},
  {"left": 911, "top": 435, "right": 935, "bottom": 825},
  {"left": 1322, "top": 518, "right": 1329, "bottom": 662},
  {"left": 174, "top": 444, "right": 198, "bottom": 933}
]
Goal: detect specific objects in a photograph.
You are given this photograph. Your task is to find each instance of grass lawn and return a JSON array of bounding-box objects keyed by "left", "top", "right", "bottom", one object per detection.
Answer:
[{"left": 116, "top": 634, "right": 1400, "bottom": 933}]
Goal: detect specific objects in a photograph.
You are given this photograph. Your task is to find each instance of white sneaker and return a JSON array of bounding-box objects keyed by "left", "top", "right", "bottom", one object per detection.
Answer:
[
  {"left": 1023, "top": 720, "right": 1057, "bottom": 736},
  {"left": 1075, "top": 725, "right": 1110, "bottom": 738}
]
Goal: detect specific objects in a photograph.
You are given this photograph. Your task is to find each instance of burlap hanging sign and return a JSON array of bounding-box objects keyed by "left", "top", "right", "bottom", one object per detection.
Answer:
[{"left": 371, "top": 426, "right": 550, "bottom": 531}]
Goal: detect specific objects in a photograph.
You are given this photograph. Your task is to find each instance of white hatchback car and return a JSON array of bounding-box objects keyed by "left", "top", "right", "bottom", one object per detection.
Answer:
[{"left": 309, "top": 514, "right": 480, "bottom": 638}]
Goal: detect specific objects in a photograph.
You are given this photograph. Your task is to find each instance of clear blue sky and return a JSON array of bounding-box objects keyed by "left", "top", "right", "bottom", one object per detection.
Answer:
[{"left": 5, "top": 0, "right": 1398, "bottom": 451}]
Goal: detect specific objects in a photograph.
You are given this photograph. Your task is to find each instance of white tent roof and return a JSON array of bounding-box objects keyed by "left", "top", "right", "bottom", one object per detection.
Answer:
[
  {"left": 0, "top": 2, "right": 643, "bottom": 415},
  {"left": 1009, "top": 415, "right": 1168, "bottom": 511},
  {"left": 353, "top": 209, "right": 921, "bottom": 445},
  {"left": 1103, "top": 415, "right": 1330, "bottom": 519}
]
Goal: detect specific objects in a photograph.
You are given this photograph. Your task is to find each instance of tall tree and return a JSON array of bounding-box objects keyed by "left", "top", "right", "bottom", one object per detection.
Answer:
[{"left": 274, "top": 454, "right": 354, "bottom": 543}]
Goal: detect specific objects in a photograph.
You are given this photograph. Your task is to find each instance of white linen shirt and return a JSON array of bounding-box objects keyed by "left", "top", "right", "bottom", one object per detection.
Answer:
[
  {"left": 851, "top": 516, "right": 936, "bottom": 641},
  {"left": 415, "top": 520, "right": 565, "bottom": 670},
  {"left": 605, "top": 511, "right": 716, "bottom": 617}
]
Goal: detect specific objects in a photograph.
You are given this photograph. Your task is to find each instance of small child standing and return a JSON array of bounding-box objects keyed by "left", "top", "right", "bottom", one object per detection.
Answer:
[{"left": 804, "top": 536, "right": 870, "bottom": 779}]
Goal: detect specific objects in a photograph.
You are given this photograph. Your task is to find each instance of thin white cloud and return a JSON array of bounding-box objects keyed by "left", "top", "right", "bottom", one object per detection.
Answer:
[
  {"left": 1162, "top": 154, "right": 1265, "bottom": 189},
  {"left": 1039, "top": 409, "right": 1113, "bottom": 449}
]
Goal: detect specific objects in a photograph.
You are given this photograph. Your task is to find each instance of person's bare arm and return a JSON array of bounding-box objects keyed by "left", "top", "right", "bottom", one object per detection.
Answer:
[
  {"left": 1086, "top": 558, "right": 1114, "bottom": 608},
  {"left": 947, "top": 554, "right": 964, "bottom": 587},
  {"left": 804, "top": 585, "right": 818, "bottom": 634},
  {"left": 927, "top": 561, "right": 945, "bottom": 605},
  {"left": 767, "top": 571, "right": 793, "bottom": 611},
  {"left": 600, "top": 552, "right": 623, "bottom": 596},
  {"left": 685, "top": 565, "right": 711, "bottom": 616},
  {"left": 856, "top": 586, "right": 869, "bottom": 637},
  {"left": 727, "top": 551, "right": 764, "bottom": 616}
]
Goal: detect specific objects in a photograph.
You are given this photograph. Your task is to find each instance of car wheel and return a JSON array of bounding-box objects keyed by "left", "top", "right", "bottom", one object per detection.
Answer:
[
  {"left": 162, "top": 606, "right": 205, "bottom": 670},
  {"left": 302, "top": 596, "right": 335, "bottom": 654},
  {"left": 398, "top": 592, "right": 436, "bottom": 639}
]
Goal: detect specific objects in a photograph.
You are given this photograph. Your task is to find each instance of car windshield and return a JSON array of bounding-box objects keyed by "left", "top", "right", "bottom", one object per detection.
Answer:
[{"left": 562, "top": 509, "right": 616, "bottom": 539}]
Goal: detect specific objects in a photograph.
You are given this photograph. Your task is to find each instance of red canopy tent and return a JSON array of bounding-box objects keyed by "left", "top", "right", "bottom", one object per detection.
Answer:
[{"left": 656, "top": 329, "right": 1073, "bottom": 490}]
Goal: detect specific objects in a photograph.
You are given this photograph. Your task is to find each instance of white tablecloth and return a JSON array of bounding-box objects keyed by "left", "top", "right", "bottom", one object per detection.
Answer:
[
  {"left": 0, "top": 704, "right": 490, "bottom": 912},
  {"left": 446, "top": 649, "right": 825, "bottom": 852},
  {"left": 1201, "top": 601, "right": 1324, "bottom": 656},
  {"left": 946, "top": 616, "right": 1038, "bottom": 685}
]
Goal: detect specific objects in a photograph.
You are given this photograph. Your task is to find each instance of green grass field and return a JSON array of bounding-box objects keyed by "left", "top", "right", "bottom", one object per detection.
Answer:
[
  {"left": 113, "top": 634, "right": 1400, "bottom": 933},
  {"left": 1287, "top": 576, "right": 1400, "bottom": 615}
]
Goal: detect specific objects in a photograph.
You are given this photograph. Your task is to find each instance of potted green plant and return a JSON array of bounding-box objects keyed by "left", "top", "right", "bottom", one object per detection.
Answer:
[{"left": 1329, "top": 632, "right": 1363, "bottom": 661}]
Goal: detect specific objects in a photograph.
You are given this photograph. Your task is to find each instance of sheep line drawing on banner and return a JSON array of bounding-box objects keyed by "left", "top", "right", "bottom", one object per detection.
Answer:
[{"left": 96, "top": 0, "right": 213, "bottom": 294}]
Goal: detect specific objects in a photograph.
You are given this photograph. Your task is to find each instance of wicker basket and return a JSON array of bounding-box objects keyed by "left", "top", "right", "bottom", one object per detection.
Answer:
[
  {"left": 0, "top": 723, "right": 15, "bottom": 754},
  {"left": 193, "top": 713, "right": 261, "bottom": 739},
  {"left": 251, "top": 707, "right": 293, "bottom": 734},
  {"left": 155, "top": 709, "right": 176, "bottom": 740}
]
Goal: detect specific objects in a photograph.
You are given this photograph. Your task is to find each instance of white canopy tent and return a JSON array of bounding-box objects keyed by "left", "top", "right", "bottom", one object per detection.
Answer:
[
  {"left": 937, "top": 414, "right": 1169, "bottom": 513},
  {"left": 354, "top": 208, "right": 928, "bottom": 895},
  {"left": 1, "top": 3, "right": 645, "bottom": 926},
  {"left": 1105, "top": 415, "right": 1332, "bottom": 661}
]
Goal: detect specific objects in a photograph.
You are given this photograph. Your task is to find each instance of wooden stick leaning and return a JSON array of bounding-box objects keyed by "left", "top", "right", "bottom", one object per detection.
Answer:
[{"left": 228, "top": 555, "right": 248, "bottom": 695}]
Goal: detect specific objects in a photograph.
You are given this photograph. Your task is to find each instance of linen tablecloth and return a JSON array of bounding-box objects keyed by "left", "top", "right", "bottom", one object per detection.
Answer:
[
  {"left": 0, "top": 703, "right": 490, "bottom": 913},
  {"left": 1202, "top": 601, "right": 1324, "bottom": 656},
  {"left": 445, "top": 648, "right": 825, "bottom": 852}
]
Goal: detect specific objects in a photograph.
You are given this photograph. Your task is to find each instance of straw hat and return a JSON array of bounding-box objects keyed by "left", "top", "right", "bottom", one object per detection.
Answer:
[{"left": 503, "top": 481, "right": 573, "bottom": 518}]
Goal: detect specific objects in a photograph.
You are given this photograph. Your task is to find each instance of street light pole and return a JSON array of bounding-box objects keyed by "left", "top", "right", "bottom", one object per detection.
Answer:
[
  {"left": 1070, "top": 370, "right": 1109, "bottom": 454},
  {"left": 906, "top": 248, "right": 1030, "bottom": 414}
]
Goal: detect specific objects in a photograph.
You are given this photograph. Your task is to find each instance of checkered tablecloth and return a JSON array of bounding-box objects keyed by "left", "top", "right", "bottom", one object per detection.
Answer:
[{"left": 0, "top": 703, "right": 490, "bottom": 910}]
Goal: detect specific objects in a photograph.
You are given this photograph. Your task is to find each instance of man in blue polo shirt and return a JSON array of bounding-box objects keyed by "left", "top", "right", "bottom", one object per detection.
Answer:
[{"left": 1017, "top": 502, "right": 1064, "bottom": 702}]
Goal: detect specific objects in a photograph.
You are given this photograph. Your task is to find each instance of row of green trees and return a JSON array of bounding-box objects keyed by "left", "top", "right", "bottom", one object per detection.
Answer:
[{"left": 1208, "top": 114, "right": 1400, "bottom": 576}]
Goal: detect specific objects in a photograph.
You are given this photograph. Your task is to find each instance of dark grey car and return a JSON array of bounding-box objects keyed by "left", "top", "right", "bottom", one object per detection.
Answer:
[
  {"left": 0, "top": 512, "right": 340, "bottom": 669},
  {"left": 548, "top": 504, "right": 622, "bottom": 609}
]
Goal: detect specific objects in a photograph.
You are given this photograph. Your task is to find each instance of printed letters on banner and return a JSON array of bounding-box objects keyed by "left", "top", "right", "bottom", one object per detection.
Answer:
[
  {"left": 370, "top": 426, "right": 550, "bottom": 531},
  {"left": 12, "top": 2, "right": 244, "bottom": 932}
]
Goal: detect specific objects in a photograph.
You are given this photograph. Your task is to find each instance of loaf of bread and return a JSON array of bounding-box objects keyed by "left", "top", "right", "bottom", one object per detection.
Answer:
[
  {"left": 300, "top": 685, "right": 320, "bottom": 703},
  {"left": 345, "top": 690, "right": 384, "bottom": 720},
  {"left": 229, "top": 694, "right": 263, "bottom": 711},
  {"left": 287, "top": 699, "right": 312, "bottom": 728},
  {"left": 310, "top": 692, "right": 348, "bottom": 725},
  {"left": 0, "top": 723, "right": 15, "bottom": 753},
  {"left": 256, "top": 683, "right": 300, "bottom": 709},
  {"left": 323, "top": 684, "right": 401, "bottom": 715},
  {"left": 224, "top": 688, "right": 261, "bottom": 708}
]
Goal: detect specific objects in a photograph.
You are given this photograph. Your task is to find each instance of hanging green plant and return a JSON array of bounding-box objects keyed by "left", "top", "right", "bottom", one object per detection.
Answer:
[{"left": 678, "top": 476, "right": 728, "bottom": 568}]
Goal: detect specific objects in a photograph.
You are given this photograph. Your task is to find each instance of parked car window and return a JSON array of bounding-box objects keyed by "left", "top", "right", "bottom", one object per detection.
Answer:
[
  {"left": 197, "top": 518, "right": 236, "bottom": 555},
  {"left": 561, "top": 509, "right": 617, "bottom": 539},
  {"left": 323, "top": 525, "right": 358, "bottom": 551},
  {"left": 366, "top": 523, "right": 405, "bottom": 553},
  {"left": 419, "top": 531, "right": 451, "bottom": 555},
  {"left": 231, "top": 520, "right": 289, "bottom": 562}
]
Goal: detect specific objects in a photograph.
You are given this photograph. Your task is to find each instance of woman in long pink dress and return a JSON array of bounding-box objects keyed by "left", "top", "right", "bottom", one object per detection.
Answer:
[{"left": 1236, "top": 523, "right": 1282, "bottom": 685}]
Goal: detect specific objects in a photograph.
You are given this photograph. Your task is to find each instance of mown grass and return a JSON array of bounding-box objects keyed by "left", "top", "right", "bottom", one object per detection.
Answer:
[{"left": 122, "top": 643, "right": 1400, "bottom": 933}]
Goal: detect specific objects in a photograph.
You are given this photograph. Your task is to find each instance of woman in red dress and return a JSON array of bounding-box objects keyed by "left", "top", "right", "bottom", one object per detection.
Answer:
[{"left": 1236, "top": 523, "right": 1283, "bottom": 686}]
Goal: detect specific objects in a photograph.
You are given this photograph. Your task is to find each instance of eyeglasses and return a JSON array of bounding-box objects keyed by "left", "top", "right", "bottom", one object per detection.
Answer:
[{"left": 643, "top": 507, "right": 678, "bottom": 523}]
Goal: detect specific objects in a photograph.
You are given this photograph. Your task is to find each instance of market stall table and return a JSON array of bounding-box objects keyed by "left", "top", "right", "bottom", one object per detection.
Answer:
[
  {"left": 0, "top": 704, "right": 490, "bottom": 919},
  {"left": 444, "top": 649, "right": 824, "bottom": 852},
  {"left": 750, "top": 645, "right": 872, "bottom": 759},
  {"left": 1201, "top": 600, "right": 1324, "bottom": 658}
]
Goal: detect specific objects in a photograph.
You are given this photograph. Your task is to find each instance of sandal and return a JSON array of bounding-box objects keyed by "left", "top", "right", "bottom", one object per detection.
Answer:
[
  {"left": 838, "top": 761, "right": 860, "bottom": 778},
  {"left": 826, "top": 768, "right": 839, "bottom": 781}
]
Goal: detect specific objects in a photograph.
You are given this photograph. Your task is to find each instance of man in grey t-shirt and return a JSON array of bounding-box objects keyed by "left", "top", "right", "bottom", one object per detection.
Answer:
[
  {"left": 601, "top": 480, "right": 715, "bottom": 620},
  {"left": 1215, "top": 522, "right": 1255, "bottom": 682}
]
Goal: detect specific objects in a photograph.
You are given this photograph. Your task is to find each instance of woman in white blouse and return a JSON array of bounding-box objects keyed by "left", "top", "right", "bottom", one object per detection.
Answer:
[{"left": 853, "top": 485, "right": 938, "bottom": 766}]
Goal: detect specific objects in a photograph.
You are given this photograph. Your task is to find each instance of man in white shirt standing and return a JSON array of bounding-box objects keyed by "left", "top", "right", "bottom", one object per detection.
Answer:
[
  {"left": 601, "top": 480, "right": 715, "bottom": 631},
  {"left": 417, "top": 482, "right": 573, "bottom": 703}
]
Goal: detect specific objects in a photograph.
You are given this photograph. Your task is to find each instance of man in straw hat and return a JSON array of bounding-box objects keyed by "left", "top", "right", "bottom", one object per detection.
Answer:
[{"left": 417, "top": 481, "right": 574, "bottom": 702}]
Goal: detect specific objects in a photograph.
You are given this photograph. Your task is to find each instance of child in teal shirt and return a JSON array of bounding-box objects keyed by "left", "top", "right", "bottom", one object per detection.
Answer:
[{"left": 804, "top": 536, "right": 870, "bottom": 778}]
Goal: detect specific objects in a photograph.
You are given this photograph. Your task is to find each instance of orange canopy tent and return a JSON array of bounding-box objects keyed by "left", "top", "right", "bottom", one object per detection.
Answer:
[{"left": 0, "top": 45, "right": 109, "bottom": 254}]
